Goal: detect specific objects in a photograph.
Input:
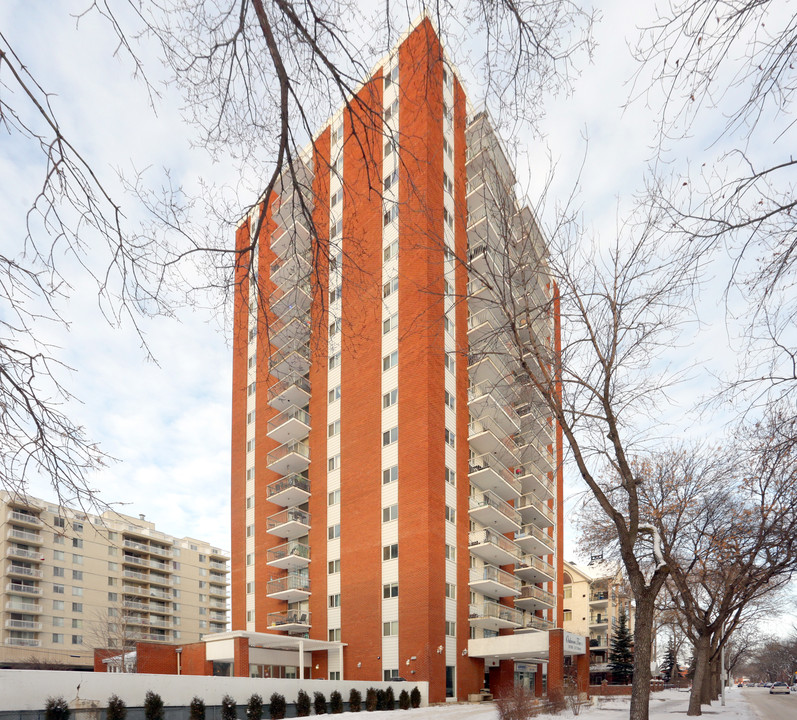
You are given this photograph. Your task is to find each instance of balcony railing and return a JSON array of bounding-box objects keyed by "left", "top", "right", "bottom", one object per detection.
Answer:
[
  {"left": 468, "top": 528, "right": 521, "bottom": 561},
  {"left": 7, "top": 547, "right": 41, "bottom": 561},
  {"left": 267, "top": 611, "right": 311, "bottom": 629},
  {"left": 210, "top": 560, "right": 228, "bottom": 572},
  {"left": 516, "top": 495, "right": 555, "bottom": 524},
  {"left": 7, "top": 583, "right": 42, "bottom": 595},
  {"left": 266, "top": 572, "right": 310, "bottom": 596},
  {"left": 517, "top": 524, "right": 554, "bottom": 549},
  {"left": 590, "top": 614, "right": 610, "bottom": 625},
  {"left": 123, "top": 600, "right": 149, "bottom": 611},
  {"left": 267, "top": 540, "right": 311, "bottom": 564},
  {"left": 124, "top": 539, "right": 149, "bottom": 552},
  {"left": 521, "top": 615, "right": 555, "bottom": 632},
  {"left": 468, "top": 601, "right": 522, "bottom": 626},
  {"left": 123, "top": 569, "right": 149, "bottom": 582},
  {"left": 468, "top": 565, "right": 521, "bottom": 594},
  {"left": 518, "top": 584, "right": 555, "bottom": 606},
  {"left": 7, "top": 528, "right": 41, "bottom": 543},
  {"left": 267, "top": 508, "right": 311, "bottom": 530},
  {"left": 267, "top": 373, "right": 311, "bottom": 405},
  {"left": 4, "top": 637, "right": 41, "bottom": 647},
  {"left": 7, "top": 565, "right": 43, "bottom": 578},
  {"left": 267, "top": 474, "right": 310, "bottom": 499},
  {"left": 5, "top": 619, "right": 43, "bottom": 630},
  {"left": 266, "top": 440, "right": 310, "bottom": 467},
  {"left": 5, "top": 602, "right": 42, "bottom": 613},
  {"left": 268, "top": 406, "right": 311, "bottom": 433},
  {"left": 469, "top": 490, "right": 522, "bottom": 526},
  {"left": 516, "top": 554, "right": 555, "bottom": 578},
  {"left": 8, "top": 511, "right": 42, "bottom": 525}
]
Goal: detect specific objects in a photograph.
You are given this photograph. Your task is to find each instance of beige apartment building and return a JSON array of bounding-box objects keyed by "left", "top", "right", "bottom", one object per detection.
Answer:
[
  {"left": 1, "top": 491, "right": 229, "bottom": 670},
  {"left": 563, "top": 559, "right": 634, "bottom": 684}
]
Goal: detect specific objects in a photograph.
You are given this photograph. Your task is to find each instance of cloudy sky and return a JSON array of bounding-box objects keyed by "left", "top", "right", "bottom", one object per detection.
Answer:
[{"left": 2, "top": 0, "right": 791, "bottom": 617}]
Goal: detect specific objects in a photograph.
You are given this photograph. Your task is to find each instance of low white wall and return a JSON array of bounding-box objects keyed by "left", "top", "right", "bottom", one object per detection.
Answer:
[{"left": 0, "top": 670, "right": 428, "bottom": 711}]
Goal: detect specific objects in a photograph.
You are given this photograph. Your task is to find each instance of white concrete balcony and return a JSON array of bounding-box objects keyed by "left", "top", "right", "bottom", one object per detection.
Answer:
[
  {"left": 123, "top": 538, "right": 149, "bottom": 552},
  {"left": 150, "top": 587, "right": 171, "bottom": 600},
  {"left": 148, "top": 616, "right": 171, "bottom": 628},
  {"left": 7, "top": 511, "right": 42, "bottom": 526},
  {"left": 467, "top": 307, "right": 509, "bottom": 346},
  {"left": 468, "top": 352, "right": 514, "bottom": 387},
  {"left": 268, "top": 373, "right": 311, "bottom": 411},
  {"left": 266, "top": 439, "right": 310, "bottom": 476},
  {"left": 6, "top": 564, "right": 43, "bottom": 579},
  {"left": 148, "top": 603, "right": 171, "bottom": 616},
  {"left": 468, "top": 453, "right": 521, "bottom": 502},
  {"left": 514, "top": 584, "right": 555, "bottom": 612},
  {"left": 469, "top": 380, "right": 521, "bottom": 436},
  {"left": 516, "top": 615, "right": 555, "bottom": 634},
  {"left": 516, "top": 494, "right": 555, "bottom": 527},
  {"left": 514, "top": 555, "right": 555, "bottom": 584},
  {"left": 208, "top": 585, "right": 227, "bottom": 598},
  {"left": 6, "top": 583, "right": 41, "bottom": 596},
  {"left": 5, "top": 619, "right": 42, "bottom": 630},
  {"left": 138, "top": 632, "right": 170, "bottom": 642},
  {"left": 269, "top": 340, "right": 311, "bottom": 381},
  {"left": 267, "top": 474, "right": 311, "bottom": 508},
  {"left": 468, "top": 418, "right": 520, "bottom": 468},
  {"left": 590, "top": 614, "right": 610, "bottom": 628},
  {"left": 467, "top": 242, "right": 505, "bottom": 278},
  {"left": 266, "top": 572, "right": 311, "bottom": 602},
  {"left": 267, "top": 406, "right": 311, "bottom": 445},
  {"left": 123, "top": 600, "right": 150, "bottom": 611},
  {"left": 150, "top": 559, "right": 170, "bottom": 572},
  {"left": 210, "top": 560, "right": 229, "bottom": 572},
  {"left": 590, "top": 635, "right": 608, "bottom": 649},
  {"left": 4, "top": 637, "right": 41, "bottom": 647},
  {"left": 589, "top": 592, "right": 610, "bottom": 607},
  {"left": 148, "top": 544, "right": 173, "bottom": 558},
  {"left": 6, "top": 528, "right": 42, "bottom": 544},
  {"left": 269, "top": 282, "right": 312, "bottom": 322},
  {"left": 270, "top": 313, "right": 311, "bottom": 350},
  {"left": 122, "top": 554, "right": 148, "bottom": 568},
  {"left": 518, "top": 436, "right": 553, "bottom": 473},
  {"left": 270, "top": 216, "right": 310, "bottom": 259},
  {"left": 5, "top": 601, "right": 42, "bottom": 613},
  {"left": 469, "top": 490, "right": 522, "bottom": 534},
  {"left": 6, "top": 547, "right": 41, "bottom": 561},
  {"left": 515, "top": 524, "right": 554, "bottom": 556},
  {"left": 514, "top": 467, "right": 555, "bottom": 500},
  {"left": 465, "top": 173, "right": 505, "bottom": 224},
  {"left": 468, "top": 601, "right": 522, "bottom": 631},
  {"left": 266, "top": 508, "right": 311, "bottom": 540},
  {"left": 267, "top": 610, "right": 311, "bottom": 634},
  {"left": 267, "top": 541, "right": 311, "bottom": 571},
  {"left": 466, "top": 112, "right": 516, "bottom": 189},
  {"left": 468, "top": 565, "right": 521, "bottom": 599},
  {"left": 468, "top": 528, "right": 521, "bottom": 566},
  {"left": 123, "top": 569, "right": 149, "bottom": 582},
  {"left": 148, "top": 573, "right": 171, "bottom": 587},
  {"left": 270, "top": 248, "right": 311, "bottom": 289}
]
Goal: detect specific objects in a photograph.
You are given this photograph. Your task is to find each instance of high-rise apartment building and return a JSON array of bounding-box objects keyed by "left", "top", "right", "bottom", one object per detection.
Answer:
[
  {"left": 0, "top": 491, "right": 229, "bottom": 670},
  {"left": 230, "top": 18, "right": 575, "bottom": 702}
]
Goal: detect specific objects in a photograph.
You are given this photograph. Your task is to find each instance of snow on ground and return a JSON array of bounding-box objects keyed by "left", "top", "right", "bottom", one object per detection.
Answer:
[{"left": 335, "top": 688, "right": 756, "bottom": 720}]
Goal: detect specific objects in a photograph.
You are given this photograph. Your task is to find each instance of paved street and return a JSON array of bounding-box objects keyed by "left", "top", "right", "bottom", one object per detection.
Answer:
[{"left": 739, "top": 688, "right": 797, "bottom": 720}]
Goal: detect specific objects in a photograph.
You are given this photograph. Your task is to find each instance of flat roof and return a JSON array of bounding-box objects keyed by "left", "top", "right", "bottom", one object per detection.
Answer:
[{"left": 203, "top": 630, "right": 346, "bottom": 653}]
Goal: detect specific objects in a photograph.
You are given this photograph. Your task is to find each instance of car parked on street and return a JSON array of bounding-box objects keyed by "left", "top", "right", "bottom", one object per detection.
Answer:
[{"left": 769, "top": 682, "right": 790, "bottom": 694}]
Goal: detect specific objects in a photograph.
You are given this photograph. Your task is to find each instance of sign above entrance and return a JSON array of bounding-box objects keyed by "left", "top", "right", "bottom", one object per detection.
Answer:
[{"left": 563, "top": 631, "right": 586, "bottom": 656}]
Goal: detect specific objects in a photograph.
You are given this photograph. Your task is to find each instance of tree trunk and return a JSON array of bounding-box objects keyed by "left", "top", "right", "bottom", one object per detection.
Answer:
[
  {"left": 708, "top": 656, "right": 720, "bottom": 701},
  {"left": 688, "top": 634, "right": 711, "bottom": 716},
  {"left": 629, "top": 592, "right": 656, "bottom": 720}
]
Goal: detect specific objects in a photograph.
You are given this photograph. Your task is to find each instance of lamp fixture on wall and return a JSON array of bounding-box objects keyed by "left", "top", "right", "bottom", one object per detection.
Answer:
[
  {"left": 462, "top": 649, "right": 468, "bottom": 656},
  {"left": 436, "top": 645, "right": 443, "bottom": 654},
  {"left": 357, "top": 662, "right": 362, "bottom": 668}
]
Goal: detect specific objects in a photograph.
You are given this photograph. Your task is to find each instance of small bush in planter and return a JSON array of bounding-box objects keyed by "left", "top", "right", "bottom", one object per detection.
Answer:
[
  {"left": 398, "top": 690, "right": 410, "bottom": 711},
  {"left": 45, "top": 697, "right": 70, "bottom": 720},
  {"left": 268, "top": 693, "right": 286, "bottom": 720},
  {"left": 385, "top": 687, "right": 395, "bottom": 711},
  {"left": 376, "top": 690, "right": 386, "bottom": 711},
  {"left": 313, "top": 692, "right": 327, "bottom": 715},
  {"left": 107, "top": 695, "right": 127, "bottom": 720},
  {"left": 221, "top": 694, "right": 237, "bottom": 720},
  {"left": 295, "top": 690, "right": 311, "bottom": 717},
  {"left": 246, "top": 694, "right": 263, "bottom": 720},
  {"left": 365, "top": 688, "right": 377, "bottom": 712},
  {"left": 189, "top": 697, "right": 206, "bottom": 720},
  {"left": 410, "top": 687, "right": 421, "bottom": 709},
  {"left": 144, "top": 691, "right": 164, "bottom": 720},
  {"left": 349, "top": 689, "right": 362, "bottom": 713},
  {"left": 330, "top": 691, "right": 343, "bottom": 714}
]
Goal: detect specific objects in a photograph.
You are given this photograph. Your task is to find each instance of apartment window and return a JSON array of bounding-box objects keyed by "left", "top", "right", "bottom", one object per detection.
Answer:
[
  {"left": 328, "top": 385, "right": 341, "bottom": 403},
  {"left": 246, "top": 524, "right": 254, "bottom": 538},
  {"left": 53, "top": 567, "right": 65, "bottom": 577},
  {"left": 249, "top": 326, "right": 257, "bottom": 342},
  {"left": 72, "top": 587, "right": 83, "bottom": 597},
  {"left": 384, "top": 64, "right": 399, "bottom": 88},
  {"left": 328, "top": 489, "right": 341, "bottom": 506},
  {"left": 332, "top": 124, "right": 344, "bottom": 144},
  {"left": 247, "top": 410, "right": 256, "bottom": 424},
  {"left": 331, "top": 188, "right": 343, "bottom": 207},
  {"left": 445, "top": 583, "right": 456, "bottom": 599},
  {"left": 71, "top": 618, "right": 83, "bottom": 629},
  {"left": 329, "top": 318, "right": 341, "bottom": 337},
  {"left": 328, "top": 454, "right": 341, "bottom": 471},
  {"left": 383, "top": 168, "right": 399, "bottom": 192},
  {"left": 329, "top": 284, "right": 342, "bottom": 304},
  {"left": 72, "top": 538, "right": 83, "bottom": 549},
  {"left": 383, "top": 206, "right": 399, "bottom": 228},
  {"left": 443, "top": 171, "right": 453, "bottom": 195},
  {"left": 53, "top": 584, "right": 64, "bottom": 594},
  {"left": 445, "top": 621, "right": 456, "bottom": 637},
  {"left": 246, "top": 438, "right": 255, "bottom": 453},
  {"left": 444, "top": 390, "right": 455, "bottom": 410},
  {"left": 443, "top": 101, "right": 453, "bottom": 124},
  {"left": 382, "top": 504, "right": 398, "bottom": 523},
  {"left": 246, "top": 553, "right": 254, "bottom": 566},
  {"left": 329, "top": 352, "right": 341, "bottom": 369},
  {"left": 246, "top": 467, "right": 255, "bottom": 481},
  {"left": 444, "top": 353, "right": 455, "bottom": 374},
  {"left": 199, "top": 607, "right": 207, "bottom": 616},
  {"left": 380, "top": 544, "right": 400, "bottom": 565},
  {"left": 247, "top": 381, "right": 256, "bottom": 397},
  {"left": 445, "top": 428, "right": 455, "bottom": 448},
  {"left": 330, "top": 218, "right": 343, "bottom": 240},
  {"left": 445, "top": 505, "right": 456, "bottom": 524},
  {"left": 383, "top": 277, "right": 398, "bottom": 298},
  {"left": 53, "top": 533, "right": 64, "bottom": 545},
  {"left": 443, "top": 206, "right": 453, "bottom": 230},
  {"left": 328, "top": 419, "right": 341, "bottom": 437},
  {"left": 199, "top": 620, "right": 207, "bottom": 629},
  {"left": 174, "top": 588, "right": 182, "bottom": 596},
  {"left": 52, "top": 616, "right": 64, "bottom": 627},
  {"left": 72, "top": 522, "right": 83, "bottom": 533},
  {"left": 73, "top": 554, "right": 83, "bottom": 565},
  {"left": 333, "top": 154, "right": 343, "bottom": 178},
  {"left": 383, "top": 583, "right": 399, "bottom": 599},
  {"left": 444, "top": 279, "right": 453, "bottom": 296},
  {"left": 72, "top": 570, "right": 83, "bottom": 581},
  {"left": 383, "top": 351, "right": 398, "bottom": 371},
  {"left": 384, "top": 99, "right": 399, "bottom": 123},
  {"left": 383, "top": 621, "right": 398, "bottom": 637},
  {"left": 563, "top": 610, "right": 573, "bottom": 622},
  {"left": 246, "top": 610, "right": 255, "bottom": 622},
  {"left": 52, "top": 633, "right": 64, "bottom": 644},
  {"left": 383, "top": 427, "right": 398, "bottom": 446},
  {"left": 384, "top": 669, "right": 400, "bottom": 681},
  {"left": 382, "top": 465, "right": 398, "bottom": 485},
  {"left": 108, "top": 592, "right": 118, "bottom": 602},
  {"left": 107, "top": 546, "right": 118, "bottom": 557},
  {"left": 246, "top": 582, "right": 255, "bottom": 594},
  {"left": 564, "top": 586, "right": 572, "bottom": 599},
  {"left": 443, "top": 136, "right": 453, "bottom": 161},
  {"left": 328, "top": 524, "right": 341, "bottom": 540},
  {"left": 248, "top": 354, "right": 256, "bottom": 369},
  {"left": 72, "top": 603, "right": 83, "bottom": 613},
  {"left": 53, "top": 517, "right": 65, "bottom": 529},
  {"left": 445, "top": 543, "right": 456, "bottom": 561},
  {"left": 443, "top": 314, "right": 453, "bottom": 335},
  {"left": 329, "top": 594, "right": 341, "bottom": 608},
  {"left": 383, "top": 313, "right": 398, "bottom": 334},
  {"left": 328, "top": 559, "right": 341, "bottom": 574},
  {"left": 199, "top": 594, "right": 206, "bottom": 602},
  {"left": 328, "top": 628, "right": 342, "bottom": 642},
  {"left": 384, "top": 140, "right": 395, "bottom": 158},
  {"left": 246, "top": 496, "right": 254, "bottom": 509},
  {"left": 330, "top": 249, "right": 343, "bottom": 271},
  {"left": 53, "top": 600, "right": 64, "bottom": 610},
  {"left": 53, "top": 550, "right": 65, "bottom": 561},
  {"left": 108, "top": 577, "right": 117, "bottom": 587},
  {"left": 383, "top": 388, "right": 398, "bottom": 408},
  {"left": 445, "top": 467, "right": 456, "bottom": 485}
]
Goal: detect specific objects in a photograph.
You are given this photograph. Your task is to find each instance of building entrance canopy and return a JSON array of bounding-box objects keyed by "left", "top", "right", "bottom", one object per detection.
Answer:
[{"left": 467, "top": 630, "right": 586, "bottom": 662}]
